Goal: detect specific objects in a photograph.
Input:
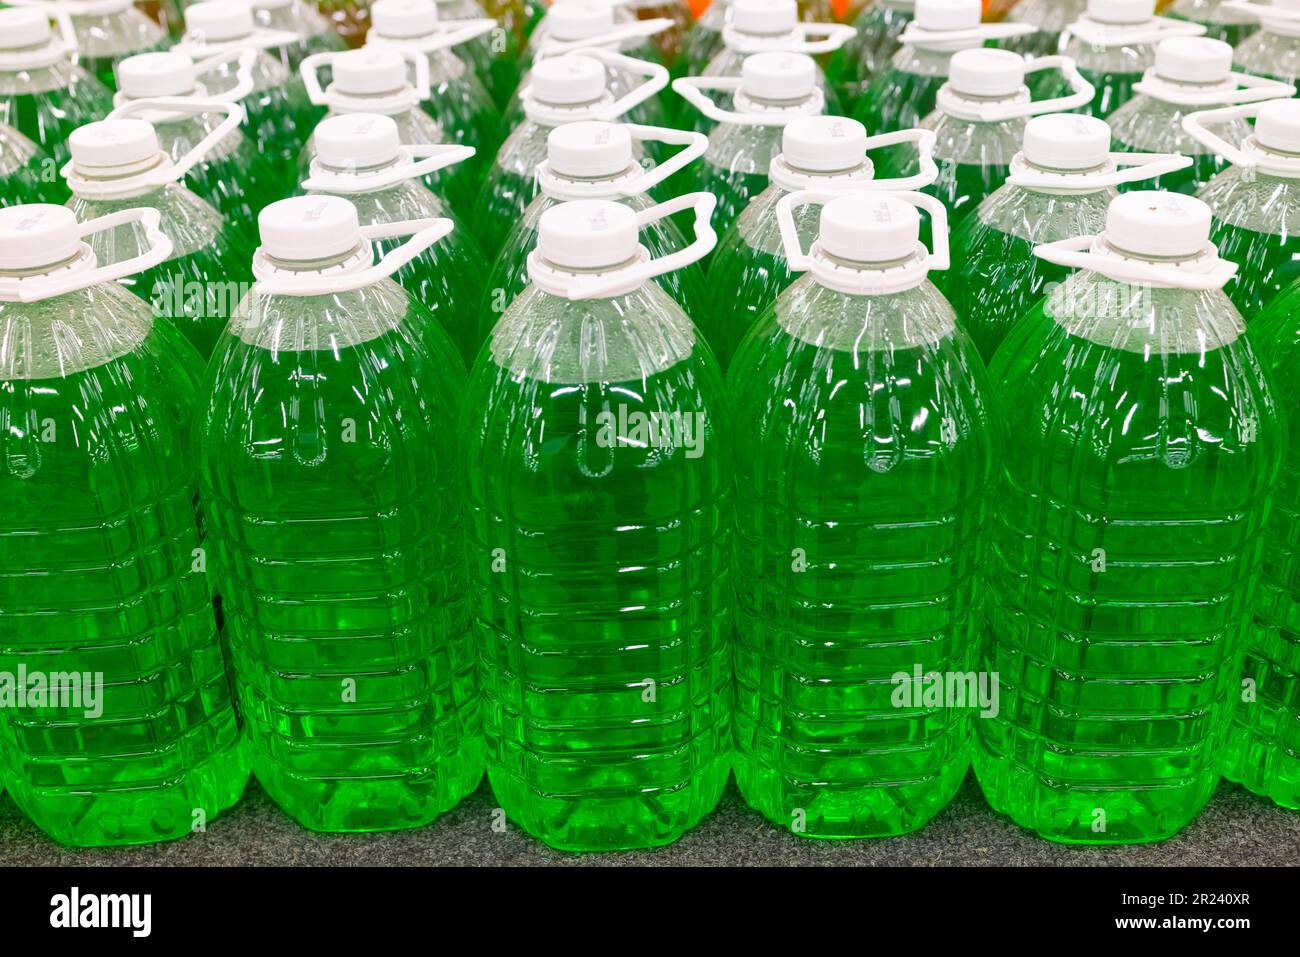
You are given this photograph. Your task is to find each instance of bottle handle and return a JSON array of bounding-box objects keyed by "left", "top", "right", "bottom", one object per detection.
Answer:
[
  {"left": 776, "top": 189, "right": 950, "bottom": 282},
  {"left": 1132, "top": 71, "right": 1293, "bottom": 106},
  {"left": 722, "top": 21, "right": 855, "bottom": 56},
  {"left": 860, "top": 128, "right": 939, "bottom": 190},
  {"left": 671, "top": 74, "right": 809, "bottom": 126},
  {"left": 1182, "top": 103, "right": 1273, "bottom": 170},
  {"left": 254, "top": 217, "right": 455, "bottom": 296},
  {"left": 1001, "top": 55, "right": 1095, "bottom": 121},
  {"left": 1005, "top": 150, "right": 1192, "bottom": 189},
  {"left": 1223, "top": 0, "right": 1300, "bottom": 30},
  {"left": 192, "top": 46, "right": 259, "bottom": 104},
  {"left": 621, "top": 124, "right": 709, "bottom": 194},
  {"left": 537, "top": 18, "right": 673, "bottom": 57},
  {"left": 898, "top": 21, "right": 1037, "bottom": 47},
  {"left": 301, "top": 49, "right": 431, "bottom": 107},
  {"left": 583, "top": 48, "right": 670, "bottom": 121},
  {"left": 175, "top": 27, "right": 301, "bottom": 58},
  {"left": 0, "top": 207, "right": 174, "bottom": 304},
  {"left": 302, "top": 142, "right": 476, "bottom": 191},
  {"left": 1061, "top": 16, "right": 1206, "bottom": 49},
  {"left": 1033, "top": 235, "right": 1238, "bottom": 290},
  {"left": 103, "top": 97, "right": 245, "bottom": 183}
]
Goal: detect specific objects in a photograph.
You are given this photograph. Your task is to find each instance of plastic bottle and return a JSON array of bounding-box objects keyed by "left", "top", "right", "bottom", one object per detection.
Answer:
[
  {"left": 698, "top": 0, "right": 854, "bottom": 122},
  {"left": 0, "top": 121, "right": 63, "bottom": 206},
  {"left": 172, "top": 2, "right": 321, "bottom": 194},
  {"left": 44, "top": 0, "right": 169, "bottom": 89},
  {"left": 448, "top": 0, "right": 533, "bottom": 105},
  {"left": 198, "top": 195, "right": 482, "bottom": 833},
  {"left": 729, "top": 189, "right": 996, "bottom": 838},
  {"left": 853, "top": 0, "right": 1035, "bottom": 146},
  {"left": 302, "top": 112, "right": 487, "bottom": 363},
  {"left": 980, "top": 190, "right": 1281, "bottom": 843},
  {"left": 680, "top": 0, "right": 731, "bottom": 77},
  {"left": 64, "top": 112, "right": 255, "bottom": 359},
  {"left": 1000, "top": 0, "right": 1088, "bottom": 56},
  {"left": 300, "top": 47, "right": 483, "bottom": 218},
  {"left": 673, "top": 51, "right": 826, "bottom": 237},
  {"left": 705, "top": 115, "right": 939, "bottom": 368},
  {"left": 465, "top": 192, "right": 730, "bottom": 851},
  {"left": 825, "top": 0, "right": 915, "bottom": 106},
  {"left": 1184, "top": 98, "right": 1300, "bottom": 317},
  {"left": 0, "top": 203, "right": 248, "bottom": 846},
  {"left": 113, "top": 51, "right": 284, "bottom": 241},
  {"left": 480, "top": 119, "right": 709, "bottom": 345},
  {"left": 1108, "top": 36, "right": 1293, "bottom": 194},
  {"left": 941, "top": 112, "right": 1189, "bottom": 360},
  {"left": 364, "top": 0, "right": 502, "bottom": 185},
  {"left": 0, "top": 7, "right": 116, "bottom": 166},
  {"left": 1166, "top": 0, "right": 1257, "bottom": 43},
  {"left": 875, "top": 48, "right": 1094, "bottom": 226},
  {"left": 1055, "top": 0, "right": 1206, "bottom": 116},
  {"left": 505, "top": 1, "right": 672, "bottom": 129},
  {"left": 251, "top": 0, "right": 349, "bottom": 70},
  {"left": 472, "top": 50, "right": 667, "bottom": 256},
  {"left": 1229, "top": 0, "right": 1300, "bottom": 84}
]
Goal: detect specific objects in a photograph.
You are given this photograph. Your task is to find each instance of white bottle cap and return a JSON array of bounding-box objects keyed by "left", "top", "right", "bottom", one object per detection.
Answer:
[
  {"left": 1255, "top": 98, "right": 1300, "bottom": 154},
  {"left": 185, "top": 1, "right": 257, "bottom": 42},
  {"left": 117, "top": 52, "right": 198, "bottom": 98},
  {"left": 547, "top": 1, "right": 615, "bottom": 41},
  {"left": 731, "top": 0, "right": 797, "bottom": 35},
  {"left": 781, "top": 115, "right": 868, "bottom": 171},
  {"left": 740, "top": 51, "right": 816, "bottom": 100},
  {"left": 251, "top": 0, "right": 294, "bottom": 10},
  {"left": 948, "top": 48, "right": 1025, "bottom": 98},
  {"left": 1085, "top": 0, "right": 1155, "bottom": 25},
  {"left": 547, "top": 121, "right": 633, "bottom": 177},
  {"left": 537, "top": 199, "right": 639, "bottom": 270},
  {"left": 1022, "top": 113, "right": 1111, "bottom": 170},
  {"left": 914, "top": 0, "right": 982, "bottom": 33},
  {"left": 818, "top": 194, "right": 920, "bottom": 263},
  {"left": 313, "top": 113, "right": 403, "bottom": 168},
  {"left": 531, "top": 54, "right": 607, "bottom": 105},
  {"left": 0, "top": 8, "right": 53, "bottom": 50},
  {"left": 68, "top": 119, "right": 162, "bottom": 177},
  {"left": 333, "top": 48, "right": 410, "bottom": 95},
  {"left": 371, "top": 0, "right": 439, "bottom": 38},
  {"left": 1153, "top": 36, "right": 1233, "bottom": 83},
  {"left": 259, "top": 195, "right": 363, "bottom": 260},
  {"left": 0, "top": 204, "right": 84, "bottom": 271},
  {"left": 1104, "top": 190, "right": 1212, "bottom": 258}
]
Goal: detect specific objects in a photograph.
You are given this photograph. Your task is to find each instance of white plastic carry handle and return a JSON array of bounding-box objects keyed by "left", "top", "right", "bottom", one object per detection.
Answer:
[
  {"left": 1062, "top": 15, "right": 1206, "bottom": 48},
  {"left": 899, "top": 20, "right": 1036, "bottom": 48},
  {"left": 193, "top": 47, "right": 259, "bottom": 104},
  {"left": 531, "top": 192, "right": 718, "bottom": 300},
  {"left": 302, "top": 142, "right": 476, "bottom": 191},
  {"left": 254, "top": 217, "right": 455, "bottom": 296},
  {"left": 1132, "top": 70, "right": 1293, "bottom": 106},
  {"left": 722, "top": 21, "right": 855, "bottom": 56},
  {"left": 8, "top": 0, "right": 126, "bottom": 15},
  {"left": 671, "top": 74, "right": 821, "bottom": 126},
  {"left": 102, "top": 97, "right": 244, "bottom": 182},
  {"left": 174, "top": 25, "right": 300, "bottom": 57},
  {"left": 1182, "top": 103, "right": 1300, "bottom": 174},
  {"left": 368, "top": 17, "right": 498, "bottom": 54},
  {"left": 776, "top": 188, "right": 950, "bottom": 295},
  {"left": 0, "top": 207, "right": 174, "bottom": 303},
  {"left": 301, "top": 48, "right": 432, "bottom": 108},
  {"left": 862, "top": 128, "right": 940, "bottom": 190},
  {"left": 535, "top": 17, "right": 673, "bottom": 57},
  {"left": 583, "top": 48, "right": 670, "bottom": 120},
  {"left": 534, "top": 125, "right": 706, "bottom": 199},
  {"left": 1223, "top": 0, "right": 1300, "bottom": 28},
  {"left": 1006, "top": 150, "right": 1191, "bottom": 189},
  {"left": 1034, "top": 234, "right": 1238, "bottom": 290},
  {"left": 941, "top": 55, "right": 1094, "bottom": 122}
]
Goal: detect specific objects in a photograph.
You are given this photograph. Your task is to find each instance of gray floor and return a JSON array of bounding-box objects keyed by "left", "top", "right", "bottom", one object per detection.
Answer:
[{"left": 2, "top": 775, "right": 1296, "bottom": 866}]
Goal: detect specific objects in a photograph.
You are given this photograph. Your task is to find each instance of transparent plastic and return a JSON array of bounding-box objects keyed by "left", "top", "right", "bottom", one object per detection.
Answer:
[
  {"left": 1166, "top": 0, "right": 1258, "bottom": 44},
  {"left": 979, "top": 269, "right": 1280, "bottom": 843},
  {"left": 728, "top": 273, "right": 996, "bottom": 838},
  {"left": 690, "top": 120, "right": 813, "bottom": 240},
  {"left": 420, "top": 49, "right": 501, "bottom": 187},
  {"left": 825, "top": 0, "right": 914, "bottom": 107},
  {"left": 256, "top": 0, "right": 349, "bottom": 70},
  {"left": 0, "top": 58, "right": 117, "bottom": 165},
  {"left": 507, "top": 41, "right": 669, "bottom": 131},
  {"left": 465, "top": 279, "right": 731, "bottom": 851},
  {"left": 854, "top": 45, "right": 962, "bottom": 149},
  {"left": 1058, "top": 30, "right": 1158, "bottom": 116},
  {"left": 0, "top": 121, "right": 64, "bottom": 207},
  {"left": 198, "top": 275, "right": 482, "bottom": 832},
  {"left": 1197, "top": 168, "right": 1300, "bottom": 318},
  {"left": 679, "top": 0, "right": 727, "bottom": 77},
  {"left": 1001, "top": 0, "right": 1088, "bottom": 56},
  {"left": 941, "top": 183, "right": 1115, "bottom": 360},
  {"left": 1108, "top": 94, "right": 1251, "bottom": 193},
  {"left": 1235, "top": 29, "right": 1300, "bottom": 85},
  {"left": 69, "top": 5, "right": 169, "bottom": 88},
  {"left": 0, "top": 273, "right": 248, "bottom": 847},
  {"left": 69, "top": 184, "right": 254, "bottom": 359}
]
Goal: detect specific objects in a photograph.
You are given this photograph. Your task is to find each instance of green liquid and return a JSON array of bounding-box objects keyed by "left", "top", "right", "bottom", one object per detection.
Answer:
[
  {"left": 381, "top": 224, "right": 486, "bottom": 366},
  {"left": 853, "top": 67, "right": 945, "bottom": 140},
  {"left": 979, "top": 296, "right": 1279, "bottom": 843},
  {"left": 927, "top": 159, "right": 1010, "bottom": 231},
  {"left": 701, "top": 238, "right": 792, "bottom": 370},
  {"left": 466, "top": 348, "right": 732, "bottom": 851},
  {"left": 199, "top": 310, "right": 482, "bottom": 833},
  {"left": 243, "top": 82, "right": 323, "bottom": 196},
  {"left": 824, "top": 4, "right": 911, "bottom": 107},
  {"left": 182, "top": 144, "right": 284, "bottom": 244},
  {"left": 1114, "top": 150, "right": 1223, "bottom": 196},
  {"left": 1031, "top": 68, "right": 1141, "bottom": 118},
  {"left": 422, "top": 72, "right": 502, "bottom": 190},
  {"left": 0, "top": 318, "right": 247, "bottom": 847},
  {"left": 472, "top": 165, "right": 536, "bottom": 259},
  {"left": 940, "top": 221, "right": 1068, "bottom": 363},
  {"left": 1166, "top": 14, "right": 1257, "bottom": 46},
  {"left": 0, "top": 153, "right": 66, "bottom": 208},
  {"left": 698, "top": 162, "right": 772, "bottom": 246},
  {"left": 1223, "top": 291, "right": 1300, "bottom": 809},
  {"left": 729, "top": 321, "right": 994, "bottom": 838},
  {"left": 1211, "top": 220, "right": 1300, "bottom": 321},
  {"left": 0, "top": 79, "right": 117, "bottom": 166}
]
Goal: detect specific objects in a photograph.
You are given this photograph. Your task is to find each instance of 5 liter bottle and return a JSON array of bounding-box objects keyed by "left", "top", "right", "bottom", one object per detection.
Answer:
[
  {"left": 466, "top": 194, "right": 731, "bottom": 851},
  {"left": 198, "top": 196, "right": 482, "bottom": 833},
  {"left": 980, "top": 191, "right": 1281, "bottom": 843},
  {"left": 729, "top": 190, "right": 996, "bottom": 838},
  {"left": 0, "top": 203, "right": 248, "bottom": 846}
]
